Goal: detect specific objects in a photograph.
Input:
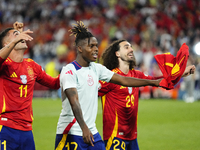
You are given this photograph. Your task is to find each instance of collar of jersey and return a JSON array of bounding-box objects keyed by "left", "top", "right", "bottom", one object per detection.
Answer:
[{"left": 71, "top": 61, "right": 82, "bottom": 70}]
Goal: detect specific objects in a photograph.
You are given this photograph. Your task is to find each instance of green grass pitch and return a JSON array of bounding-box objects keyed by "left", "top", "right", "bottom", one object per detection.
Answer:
[{"left": 32, "top": 98, "right": 200, "bottom": 150}]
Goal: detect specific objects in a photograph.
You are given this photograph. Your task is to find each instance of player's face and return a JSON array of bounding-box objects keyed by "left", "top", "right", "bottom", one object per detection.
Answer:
[
  {"left": 117, "top": 41, "right": 134, "bottom": 62},
  {"left": 6, "top": 29, "right": 28, "bottom": 50},
  {"left": 81, "top": 37, "right": 98, "bottom": 63}
]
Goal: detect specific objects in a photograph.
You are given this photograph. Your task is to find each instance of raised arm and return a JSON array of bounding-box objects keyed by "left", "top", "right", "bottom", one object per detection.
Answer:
[
  {"left": 65, "top": 88, "right": 94, "bottom": 146},
  {"left": 13, "top": 21, "right": 24, "bottom": 33},
  {"left": 0, "top": 29, "right": 33, "bottom": 60},
  {"left": 182, "top": 65, "right": 196, "bottom": 77},
  {"left": 110, "top": 73, "right": 161, "bottom": 87}
]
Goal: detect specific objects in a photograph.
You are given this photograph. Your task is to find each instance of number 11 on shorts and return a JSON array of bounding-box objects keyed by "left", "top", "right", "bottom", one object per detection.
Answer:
[{"left": 0, "top": 140, "right": 6, "bottom": 150}]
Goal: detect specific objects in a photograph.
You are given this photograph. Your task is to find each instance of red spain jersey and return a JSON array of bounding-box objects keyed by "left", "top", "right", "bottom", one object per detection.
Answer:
[
  {"left": 0, "top": 57, "right": 60, "bottom": 131},
  {"left": 98, "top": 68, "right": 162, "bottom": 141}
]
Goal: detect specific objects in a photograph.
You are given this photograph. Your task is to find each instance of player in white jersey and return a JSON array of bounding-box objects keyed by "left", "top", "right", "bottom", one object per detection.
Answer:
[{"left": 54, "top": 21, "right": 163, "bottom": 150}]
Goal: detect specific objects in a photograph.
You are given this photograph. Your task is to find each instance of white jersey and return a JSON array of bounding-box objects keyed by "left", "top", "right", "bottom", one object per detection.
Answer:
[{"left": 56, "top": 61, "right": 114, "bottom": 136}]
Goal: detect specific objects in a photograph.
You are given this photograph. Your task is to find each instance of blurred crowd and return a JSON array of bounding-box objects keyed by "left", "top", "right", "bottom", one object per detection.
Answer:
[{"left": 0, "top": 0, "right": 200, "bottom": 101}]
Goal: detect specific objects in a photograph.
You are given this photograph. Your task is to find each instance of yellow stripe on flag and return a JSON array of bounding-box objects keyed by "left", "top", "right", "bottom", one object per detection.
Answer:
[{"left": 164, "top": 62, "right": 173, "bottom": 67}]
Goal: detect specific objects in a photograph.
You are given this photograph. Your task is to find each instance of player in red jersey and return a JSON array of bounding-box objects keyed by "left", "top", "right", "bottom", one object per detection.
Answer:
[
  {"left": 0, "top": 22, "right": 60, "bottom": 150},
  {"left": 98, "top": 39, "right": 195, "bottom": 150}
]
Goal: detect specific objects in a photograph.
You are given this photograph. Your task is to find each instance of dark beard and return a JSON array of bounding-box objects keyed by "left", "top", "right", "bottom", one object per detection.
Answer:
[{"left": 120, "top": 56, "right": 133, "bottom": 63}]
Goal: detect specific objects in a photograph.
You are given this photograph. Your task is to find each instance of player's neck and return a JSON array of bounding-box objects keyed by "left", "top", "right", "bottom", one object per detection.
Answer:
[
  {"left": 118, "top": 62, "right": 130, "bottom": 74},
  {"left": 9, "top": 50, "right": 24, "bottom": 62},
  {"left": 76, "top": 55, "right": 90, "bottom": 67}
]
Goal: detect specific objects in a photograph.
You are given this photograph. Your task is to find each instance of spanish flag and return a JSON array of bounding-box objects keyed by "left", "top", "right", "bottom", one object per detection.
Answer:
[{"left": 154, "top": 43, "right": 189, "bottom": 89}]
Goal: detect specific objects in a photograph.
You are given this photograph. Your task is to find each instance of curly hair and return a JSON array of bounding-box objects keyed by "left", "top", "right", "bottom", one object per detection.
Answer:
[
  {"left": 69, "top": 21, "right": 94, "bottom": 46},
  {"left": 102, "top": 39, "right": 136, "bottom": 70}
]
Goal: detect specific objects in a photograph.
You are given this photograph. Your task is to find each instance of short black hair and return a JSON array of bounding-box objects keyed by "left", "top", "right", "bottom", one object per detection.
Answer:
[
  {"left": 69, "top": 21, "right": 94, "bottom": 46},
  {"left": 0, "top": 27, "right": 14, "bottom": 49}
]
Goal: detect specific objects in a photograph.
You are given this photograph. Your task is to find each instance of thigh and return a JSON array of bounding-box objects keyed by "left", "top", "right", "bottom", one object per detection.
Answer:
[
  {"left": 88, "top": 133, "right": 105, "bottom": 150},
  {"left": 0, "top": 125, "right": 19, "bottom": 150},
  {"left": 127, "top": 138, "right": 139, "bottom": 150},
  {"left": 55, "top": 134, "right": 88, "bottom": 150},
  {"left": 0, "top": 125, "right": 35, "bottom": 150},
  {"left": 88, "top": 140, "right": 105, "bottom": 150},
  {"left": 55, "top": 133, "right": 105, "bottom": 150},
  {"left": 20, "top": 130, "right": 35, "bottom": 150},
  {"left": 104, "top": 137, "right": 139, "bottom": 150}
]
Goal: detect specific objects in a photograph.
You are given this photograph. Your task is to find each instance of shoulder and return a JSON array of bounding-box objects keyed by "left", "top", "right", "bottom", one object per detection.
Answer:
[
  {"left": 62, "top": 63, "right": 76, "bottom": 71},
  {"left": 131, "top": 69, "right": 141, "bottom": 74},
  {"left": 112, "top": 68, "right": 121, "bottom": 74},
  {"left": 60, "top": 63, "right": 76, "bottom": 75},
  {"left": 131, "top": 69, "right": 149, "bottom": 77},
  {"left": 3, "top": 57, "right": 12, "bottom": 64},
  {"left": 24, "top": 58, "right": 34, "bottom": 62},
  {"left": 90, "top": 62, "right": 102, "bottom": 67},
  {"left": 24, "top": 58, "right": 38, "bottom": 67},
  {"left": 89, "top": 62, "right": 106, "bottom": 71}
]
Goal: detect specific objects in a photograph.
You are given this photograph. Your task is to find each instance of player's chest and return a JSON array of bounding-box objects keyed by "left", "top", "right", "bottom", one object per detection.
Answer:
[
  {"left": 3, "top": 63, "right": 35, "bottom": 85},
  {"left": 76, "top": 69, "right": 98, "bottom": 88},
  {"left": 114, "top": 85, "right": 138, "bottom": 95}
]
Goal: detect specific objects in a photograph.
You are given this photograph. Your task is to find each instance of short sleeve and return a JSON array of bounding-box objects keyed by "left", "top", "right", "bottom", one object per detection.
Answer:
[
  {"left": 98, "top": 80, "right": 112, "bottom": 96},
  {"left": 98, "top": 64, "right": 114, "bottom": 82},
  {"left": 60, "top": 65, "right": 77, "bottom": 91}
]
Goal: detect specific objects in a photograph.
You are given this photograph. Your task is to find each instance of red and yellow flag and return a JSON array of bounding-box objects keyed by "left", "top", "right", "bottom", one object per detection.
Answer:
[{"left": 154, "top": 43, "right": 189, "bottom": 89}]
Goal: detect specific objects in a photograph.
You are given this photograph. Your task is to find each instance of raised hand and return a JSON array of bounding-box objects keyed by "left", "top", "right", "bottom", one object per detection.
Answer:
[
  {"left": 13, "top": 21, "right": 24, "bottom": 33},
  {"left": 13, "top": 29, "right": 33, "bottom": 44},
  {"left": 182, "top": 65, "right": 196, "bottom": 77}
]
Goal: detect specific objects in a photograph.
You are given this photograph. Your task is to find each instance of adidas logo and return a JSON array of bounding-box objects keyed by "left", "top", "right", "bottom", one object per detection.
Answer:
[
  {"left": 65, "top": 70, "right": 73, "bottom": 75},
  {"left": 10, "top": 72, "right": 17, "bottom": 78}
]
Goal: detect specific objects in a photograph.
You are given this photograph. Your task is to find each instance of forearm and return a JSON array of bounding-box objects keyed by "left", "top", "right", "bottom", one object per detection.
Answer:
[
  {"left": 65, "top": 88, "right": 88, "bottom": 131},
  {"left": 120, "top": 77, "right": 159, "bottom": 87},
  {"left": 0, "top": 41, "right": 16, "bottom": 59},
  {"left": 110, "top": 74, "right": 160, "bottom": 87},
  {"left": 70, "top": 100, "right": 88, "bottom": 131},
  {"left": 37, "top": 74, "right": 60, "bottom": 89}
]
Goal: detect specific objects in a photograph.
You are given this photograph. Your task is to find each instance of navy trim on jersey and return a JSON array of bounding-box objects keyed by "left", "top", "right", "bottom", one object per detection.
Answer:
[{"left": 71, "top": 61, "right": 82, "bottom": 70}]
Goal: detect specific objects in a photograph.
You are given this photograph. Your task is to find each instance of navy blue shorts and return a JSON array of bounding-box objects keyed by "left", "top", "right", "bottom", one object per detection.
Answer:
[
  {"left": 0, "top": 125, "right": 35, "bottom": 150},
  {"left": 55, "top": 132, "right": 105, "bottom": 150},
  {"left": 104, "top": 137, "right": 139, "bottom": 150}
]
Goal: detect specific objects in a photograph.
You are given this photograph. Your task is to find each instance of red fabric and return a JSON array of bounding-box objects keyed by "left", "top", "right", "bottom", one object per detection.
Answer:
[
  {"left": 63, "top": 118, "right": 76, "bottom": 134},
  {"left": 0, "top": 58, "right": 60, "bottom": 131},
  {"left": 98, "top": 68, "right": 162, "bottom": 141},
  {"left": 154, "top": 43, "right": 189, "bottom": 89},
  {"left": 0, "top": 57, "right": 5, "bottom": 65}
]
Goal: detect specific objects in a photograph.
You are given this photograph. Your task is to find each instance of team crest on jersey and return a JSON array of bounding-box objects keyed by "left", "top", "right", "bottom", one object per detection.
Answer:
[
  {"left": 87, "top": 74, "right": 94, "bottom": 86},
  {"left": 27, "top": 66, "right": 34, "bottom": 80},
  {"left": 20, "top": 75, "right": 27, "bottom": 84},
  {"left": 128, "top": 87, "right": 132, "bottom": 94}
]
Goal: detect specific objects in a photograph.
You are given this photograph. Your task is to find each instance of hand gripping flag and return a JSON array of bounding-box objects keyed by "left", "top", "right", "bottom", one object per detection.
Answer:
[{"left": 154, "top": 43, "right": 189, "bottom": 90}]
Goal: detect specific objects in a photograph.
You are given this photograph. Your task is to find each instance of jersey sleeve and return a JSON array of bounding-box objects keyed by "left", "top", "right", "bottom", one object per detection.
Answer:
[
  {"left": 98, "top": 64, "right": 114, "bottom": 82},
  {"left": 0, "top": 57, "right": 5, "bottom": 71},
  {"left": 98, "top": 80, "right": 111, "bottom": 96},
  {"left": 60, "top": 65, "right": 76, "bottom": 91},
  {"left": 34, "top": 61, "right": 60, "bottom": 89}
]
